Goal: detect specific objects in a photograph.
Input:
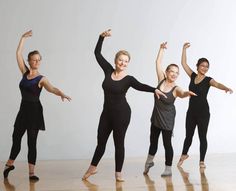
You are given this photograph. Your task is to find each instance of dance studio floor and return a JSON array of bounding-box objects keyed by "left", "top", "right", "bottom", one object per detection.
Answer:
[{"left": 1, "top": 153, "right": 236, "bottom": 191}]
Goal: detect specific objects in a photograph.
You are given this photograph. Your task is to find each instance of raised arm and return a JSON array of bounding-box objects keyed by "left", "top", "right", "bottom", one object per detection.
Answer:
[
  {"left": 181, "top": 43, "right": 193, "bottom": 77},
  {"left": 174, "top": 86, "right": 197, "bottom": 98},
  {"left": 39, "top": 77, "right": 72, "bottom": 101},
  {"left": 209, "top": 79, "right": 233, "bottom": 94},
  {"left": 130, "top": 77, "right": 167, "bottom": 99},
  {"left": 94, "top": 29, "right": 113, "bottom": 74},
  {"left": 16, "top": 30, "right": 32, "bottom": 74},
  {"left": 156, "top": 42, "right": 167, "bottom": 82}
]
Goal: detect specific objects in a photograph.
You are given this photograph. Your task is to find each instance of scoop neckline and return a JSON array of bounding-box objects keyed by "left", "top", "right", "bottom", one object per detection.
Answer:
[{"left": 110, "top": 73, "right": 128, "bottom": 81}]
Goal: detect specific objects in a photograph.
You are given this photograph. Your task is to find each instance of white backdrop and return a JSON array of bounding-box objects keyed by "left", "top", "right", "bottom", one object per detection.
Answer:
[{"left": 0, "top": 0, "right": 235, "bottom": 161}]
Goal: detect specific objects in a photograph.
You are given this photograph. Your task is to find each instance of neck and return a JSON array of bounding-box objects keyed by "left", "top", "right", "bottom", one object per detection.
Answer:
[
  {"left": 114, "top": 69, "right": 126, "bottom": 76},
  {"left": 165, "top": 78, "right": 175, "bottom": 86},
  {"left": 29, "top": 69, "right": 39, "bottom": 75},
  {"left": 197, "top": 73, "right": 205, "bottom": 78}
]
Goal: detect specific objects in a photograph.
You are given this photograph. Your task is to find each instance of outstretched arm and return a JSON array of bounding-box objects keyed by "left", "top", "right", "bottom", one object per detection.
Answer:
[
  {"left": 130, "top": 77, "right": 167, "bottom": 99},
  {"left": 175, "top": 86, "right": 197, "bottom": 98},
  {"left": 16, "top": 30, "right": 32, "bottom": 74},
  {"left": 181, "top": 43, "right": 193, "bottom": 77},
  {"left": 155, "top": 42, "right": 167, "bottom": 82},
  {"left": 94, "top": 29, "right": 113, "bottom": 73},
  {"left": 210, "top": 79, "right": 233, "bottom": 93},
  {"left": 39, "top": 77, "right": 72, "bottom": 101}
]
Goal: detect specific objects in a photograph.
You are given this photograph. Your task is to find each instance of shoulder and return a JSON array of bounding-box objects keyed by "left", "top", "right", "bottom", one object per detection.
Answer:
[
  {"left": 39, "top": 76, "right": 47, "bottom": 83},
  {"left": 191, "top": 72, "right": 197, "bottom": 78}
]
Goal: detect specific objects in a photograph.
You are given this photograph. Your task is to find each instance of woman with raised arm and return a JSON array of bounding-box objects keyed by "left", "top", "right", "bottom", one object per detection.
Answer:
[
  {"left": 3, "top": 30, "right": 71, "bottom": 181},
  {"left": 82, "top": 29, "right": 165, "bottom": 182},
  {"left": 177, "top": 43, "right": 233, "bottom": 168},
  {"left": 143, "top": 42, "right": 196, "bottom": 177}
]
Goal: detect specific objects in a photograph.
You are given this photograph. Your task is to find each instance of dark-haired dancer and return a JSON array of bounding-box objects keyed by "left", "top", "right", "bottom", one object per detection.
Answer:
[
  {"left": 143, "top": 42, "right": 196, "bottom": 176},
  {"left": 177, "top": 42, "right": 233, "bottom": 168},
  {"left": 82, "top": 29, "right": 166, "bottom": 182},
  {"left": 3, "top": 30, "right": 71, "bottom": 181}
]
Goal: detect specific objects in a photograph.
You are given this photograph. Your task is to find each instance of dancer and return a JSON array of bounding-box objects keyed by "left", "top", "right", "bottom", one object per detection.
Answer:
[
  {"left": 177, "top": 42, "right": 233, "bottom": 168},
  {"left": 143, "top": 42, "right": 196, "bottom": 176},
  {"left": 3, "top": 30, "right": 71, "bottom": 181},
  {"left": 82, "top": 29, "right": 165, "bottom": 182}
]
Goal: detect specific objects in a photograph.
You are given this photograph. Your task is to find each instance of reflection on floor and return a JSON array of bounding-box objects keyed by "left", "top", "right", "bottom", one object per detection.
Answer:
[{"left": 1, "top": 153, "right": 236, "bottom": 191}]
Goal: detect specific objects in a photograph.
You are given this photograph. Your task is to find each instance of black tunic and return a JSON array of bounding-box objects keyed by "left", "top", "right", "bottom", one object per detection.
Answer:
[
  {"left": 151, "top": 79, "right": 177, "bottom": 131},
  {"left": 14, "top": 71, "right": 45, "bottom": 130}
]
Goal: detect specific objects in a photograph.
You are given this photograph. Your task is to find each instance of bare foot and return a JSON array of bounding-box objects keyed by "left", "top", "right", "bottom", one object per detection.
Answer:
[
  {"left": 82, "top": 166, "right": 97, "bottom": 180},
  {"left": 177, "top": 155, "right": 189, "bottom": 167}
]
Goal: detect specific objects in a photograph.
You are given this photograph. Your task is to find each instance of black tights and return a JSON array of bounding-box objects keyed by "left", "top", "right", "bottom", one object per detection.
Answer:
[
  {"left": 9, "top": 127, "right": 39, "bottom": 165},
  {"left": 182, "top": 111, "right": 210, "bottom": 161},
  {"left": 91, "top": 106, "right": 131, "bottom": 172},
  {"left": 148, "top": 123, "right": 173, "bottom": 166}
]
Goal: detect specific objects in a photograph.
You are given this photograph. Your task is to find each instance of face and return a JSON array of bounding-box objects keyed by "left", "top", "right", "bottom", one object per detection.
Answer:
[
  {"left": 166, "top": 66, "right": 179, "bottom": 82},
  {"left": 197, "top": 61, "right": 209, "bottom": 75},
  {"left": 29, "top": 54, "right": 41, "bottom": 69},
  {"left": 115, "top": 54, "right": 129, "bottom": 71}
]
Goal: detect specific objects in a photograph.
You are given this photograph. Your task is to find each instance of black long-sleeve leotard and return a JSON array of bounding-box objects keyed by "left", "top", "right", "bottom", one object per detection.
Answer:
[
  {"left": 94, "top": 35, "right": 156, "bottom": 109},
  {"left": 91, "top": 36, "right": 156, "bottom": 172}
]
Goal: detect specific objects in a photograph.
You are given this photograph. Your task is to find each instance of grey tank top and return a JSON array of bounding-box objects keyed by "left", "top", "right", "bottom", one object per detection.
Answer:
[{"left": 151, "top": 79, "right": 177, "bottom": 131}]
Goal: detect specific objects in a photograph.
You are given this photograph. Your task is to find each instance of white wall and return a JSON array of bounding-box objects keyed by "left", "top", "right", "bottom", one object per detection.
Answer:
[{"left": 0, "top": 0, "right": 235, "bottom": 161}]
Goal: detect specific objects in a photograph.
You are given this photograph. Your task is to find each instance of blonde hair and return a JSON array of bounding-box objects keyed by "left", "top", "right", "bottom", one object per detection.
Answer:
[{"left": 114, "top": 50, "right": 131, "bottom": 62}]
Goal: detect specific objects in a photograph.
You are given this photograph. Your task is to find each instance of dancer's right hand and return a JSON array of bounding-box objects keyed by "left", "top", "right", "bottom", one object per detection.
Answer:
[
  {"left": 100, "top": 29, "right": 111, "bottom": 37},
  {"left": 183, "top": 42, "right": 190, "bottom": 49},
  {"left": 22, "top": 30, "right": 33, "bottom": 38},
  {"left": 160, "top": 42, "right": 167, "bottom": 49}
]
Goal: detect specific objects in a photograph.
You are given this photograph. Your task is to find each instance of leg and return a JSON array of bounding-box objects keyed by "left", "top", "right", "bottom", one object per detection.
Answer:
[
  {"left": 83, "top": 111, "right": 112, "bottom": 180},
  {"left": 178, "top": 112, "right": 197, "bottom": 166},
  {"left": 144, "top": 124, "right": 161, "bottom": 174},
  {"left": 112, "top": 106, "right": 131, "bottom": 181},
  {"left": 162, "top": 129, "right": 173, "bottom": 166},
  {"left": 161, "top": 129, "right": 173, "bottom": 177},
  {"left": 27, "top": 129, "right": 39, "bottom": 181},
  {"left": 197, "top": 114, "right": 210, "bottom": 167},
  {"left": 4, "top": 127, "right": 26, "bottom": 178}
]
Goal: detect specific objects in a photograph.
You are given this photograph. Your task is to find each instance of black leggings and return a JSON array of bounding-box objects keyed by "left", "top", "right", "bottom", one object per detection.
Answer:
[
  {"left": 9, "top": 127, "right": 39, "bottom": 165},
  {"left": 148, "top": 123, "right": 173, "bottom": 166},
  {"left": 182, "top": 111, "right": 210, "bottom": 161},
  {"left": 91, "top": 106, "right": 131, "bottom": 172}
]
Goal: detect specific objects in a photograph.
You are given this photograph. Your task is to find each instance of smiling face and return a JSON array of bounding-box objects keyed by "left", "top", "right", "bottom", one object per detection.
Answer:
[
  {"left": 165, "top": 64, "right": 179, "bottom": 82},
  {"left": 196, "top": 58, "right": 209, "bottom": 75},
  {"left": 114, "top": 50, "right": 130, "bottom": 72},
  {"left": 197, "top": 61, "right": 209, "bottom": 75}
]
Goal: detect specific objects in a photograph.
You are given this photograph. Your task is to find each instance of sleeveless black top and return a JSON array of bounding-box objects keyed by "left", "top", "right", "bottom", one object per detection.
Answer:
[{"left": 151, "top": 79, "right": 177, "bottom": 131}]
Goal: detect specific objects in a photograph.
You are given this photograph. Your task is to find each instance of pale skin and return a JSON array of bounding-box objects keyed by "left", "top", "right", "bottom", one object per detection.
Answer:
[
  {"left": 6, "top": 30, "right": 71, "bottom": 176},
  {"left": 178, "top": 42, "right": 233, "bottom": 167},
  {"left": 83, "top": 30, "right": 167, "bottom": 182},
  {"left": 155, "top": 42, "right": 196, "bottom": 98}
]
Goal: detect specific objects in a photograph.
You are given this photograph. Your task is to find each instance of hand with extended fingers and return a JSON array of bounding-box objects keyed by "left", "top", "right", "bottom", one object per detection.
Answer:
[
  {"left": 225, "top": 88, "right": 233, "bottom": 94},
  {"left": 100, "top": 29, "right": 112, "bottom": 38},
  {"left": 155, "top": 89, "right": 167, "bottom": 99},
  {"left": 183, "top": 42, "right": 190, "bottom": 49},
  {"left": 22, "top": 30, "right": 33, "bottom": 38},
  {"left": 160, "top": 42, "right": 167, "bottom": 49},
  {"left": 188, "top": 91, "right": 197, "bottom": 96}
]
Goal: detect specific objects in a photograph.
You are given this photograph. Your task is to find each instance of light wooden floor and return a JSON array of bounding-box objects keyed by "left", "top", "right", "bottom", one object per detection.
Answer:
[{"left": 1, "top": 154, "right": 236, "bottom": 191}]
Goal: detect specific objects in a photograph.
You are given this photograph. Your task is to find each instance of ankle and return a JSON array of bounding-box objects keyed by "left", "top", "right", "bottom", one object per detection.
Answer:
[{"left": 115, "top": 172, "right": 124, "bottom": 182}]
